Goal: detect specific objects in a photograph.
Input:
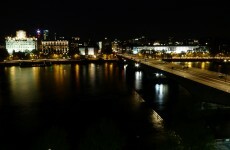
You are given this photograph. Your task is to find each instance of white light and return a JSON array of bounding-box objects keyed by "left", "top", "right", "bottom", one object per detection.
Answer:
[
  {"left": 88, "top": 47, "right": 94, "bottom": 55},
  {"left": 16, "top": 30, "right": 26, "bottom": 39},
  {"left": 5, "top": 30, "right": 37, "bottom": 54},
  {"left": 135, "top": 71, "right": 142, "bottom": 90},
  {"left": 79, "top": 48, "right": 86, "bottom": 55}
]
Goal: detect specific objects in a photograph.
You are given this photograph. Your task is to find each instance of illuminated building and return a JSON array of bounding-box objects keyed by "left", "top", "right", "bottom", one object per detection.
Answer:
[
  {"left": 79, "top": 47, "right": 96, "bottom": 56},
  {"left": 78, "top": 39, "right": 99, "bottom": 57},
  {"left": 5, "top": 30, "right": 37, "bottom": 54},
  {"left": 69, "top": 36, "right": 81, "bottom": 54},
  {"left": 132, "top": 46, "right": 207, "bottom": 54},
  {"left": 111, "top": 39, "right": 121, "bottom": 53},
  {"left": 101, "top": 37, "right": 112, "bottom": 54},
  {"left": 41, "top": 40, "right": 69, "bottom": 54}
]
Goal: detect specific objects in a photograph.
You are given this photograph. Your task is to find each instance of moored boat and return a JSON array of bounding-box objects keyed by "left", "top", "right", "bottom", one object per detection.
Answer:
[{"left": 19, "top": 61, "right": 52, "bottom": 67}]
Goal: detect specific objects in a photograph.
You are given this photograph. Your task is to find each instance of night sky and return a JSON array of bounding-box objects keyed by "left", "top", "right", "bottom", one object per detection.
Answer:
[{"left": 1, "top": 0, "right": 230, "bottom": 41}]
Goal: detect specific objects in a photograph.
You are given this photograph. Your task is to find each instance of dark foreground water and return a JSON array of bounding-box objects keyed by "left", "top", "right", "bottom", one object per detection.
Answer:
[{"left": 0, "top": 62, "right": 229, "bottom": 150}]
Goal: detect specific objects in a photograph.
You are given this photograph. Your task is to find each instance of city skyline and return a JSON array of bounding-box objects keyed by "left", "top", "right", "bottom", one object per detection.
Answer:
[{"left": 1, "top": 0, "right": 230, "bottom": 41}]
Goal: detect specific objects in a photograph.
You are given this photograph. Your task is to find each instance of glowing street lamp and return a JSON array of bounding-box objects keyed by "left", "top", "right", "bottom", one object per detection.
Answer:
[{"left": 135, "top": 63, "right": 140, "bottom": 67}]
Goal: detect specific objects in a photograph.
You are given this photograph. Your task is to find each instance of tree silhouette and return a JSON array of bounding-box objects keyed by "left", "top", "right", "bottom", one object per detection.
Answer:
[{"left": 0, "top": 48, "right": 9, "bottom": 61}]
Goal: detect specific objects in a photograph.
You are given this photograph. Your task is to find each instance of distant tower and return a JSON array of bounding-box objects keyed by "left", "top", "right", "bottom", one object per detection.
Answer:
[
  {"left": 54, "top": 33, "right": 57, "bottom": 40},
  {"left": 36, "top": 29, "right": 41, "bottom": 39},
  {"left": 98, "top": 41, "right": 102, "bottom": 53},
  {"left": 43, "top": 30, "right": 49, "bottom": 40},
  {"left": 102, "top": 37, "right": 112, "bottom": 54}
]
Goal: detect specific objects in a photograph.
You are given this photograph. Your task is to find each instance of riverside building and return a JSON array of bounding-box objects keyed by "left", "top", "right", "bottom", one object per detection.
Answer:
[
  {"left": 41, "top": 40, "right": 69, "bottom": 54},
  {"left": 5, "top": 30, "right": 37, "bottom": 54}
]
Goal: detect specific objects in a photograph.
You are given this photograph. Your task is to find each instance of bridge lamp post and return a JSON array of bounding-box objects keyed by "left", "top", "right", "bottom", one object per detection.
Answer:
[{"left": 224, "top": 59, "right": 228, "bottom": 82}]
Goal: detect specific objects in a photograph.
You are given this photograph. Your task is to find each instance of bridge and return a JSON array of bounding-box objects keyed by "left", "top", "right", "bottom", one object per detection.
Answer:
[{"left": 117, "top": 54, "right": 230, "bottom": 106}]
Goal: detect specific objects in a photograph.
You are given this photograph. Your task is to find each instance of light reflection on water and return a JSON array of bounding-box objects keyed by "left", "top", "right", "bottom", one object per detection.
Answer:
[
  {"left": 53, "top": 65, "right": 67, "bottom": 86},
  {"left": 131, "top": 69, "right": 170, "bottom": 111},
  {"left": 134, "top": 71, "right": 142, "bottom": 90},
  {"left": 0, "top": 63, "right": 224, "bottom": 149},
  {"left": 7, "top": 67, "right": 41, "bottom": 105},
  {"left": 75, "top": 64, "right": 80, "bottom": 89},
  {"left": 88, "top": 63, "right": 96, "bottom": 88},
  {"left": 0, "top": 63, "right": 131, "bottom": 149},
  {"left": 154, "top": 84, "right": 169, "bottom": 110}
]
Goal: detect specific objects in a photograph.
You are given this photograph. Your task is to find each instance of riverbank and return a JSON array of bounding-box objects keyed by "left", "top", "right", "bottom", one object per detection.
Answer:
[{"left": 0, "top": 58, "right": 119, "bottom": 67}]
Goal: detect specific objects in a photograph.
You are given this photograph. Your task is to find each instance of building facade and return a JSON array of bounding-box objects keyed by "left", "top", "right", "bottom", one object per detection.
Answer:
[
  {"left": 79, "top": 47, "right": 98, "bottom": 56},
  {"left": 132, "top": 45, "right": 207, "bottom": 54},
  {"left": 5, "top": 30, "right": 37, "bottom": 54},
  {"left": 41, "top": 40, "right": 69, "bottom": 54}
]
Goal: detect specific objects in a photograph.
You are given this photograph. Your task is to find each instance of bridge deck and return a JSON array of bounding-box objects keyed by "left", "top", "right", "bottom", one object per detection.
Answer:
[{"left": 119, "top": 54, "right": 230, "bottom": 94}]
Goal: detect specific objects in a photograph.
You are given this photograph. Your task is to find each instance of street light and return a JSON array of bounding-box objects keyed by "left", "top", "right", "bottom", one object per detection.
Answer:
[{"left": 224, "top": 59, "right": 228, "bottom": 82}]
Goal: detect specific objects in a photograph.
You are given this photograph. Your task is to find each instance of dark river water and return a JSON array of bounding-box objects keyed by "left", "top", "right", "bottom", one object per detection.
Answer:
[{"left": 0, "top": 62, "right": 229, "bottom": 150}]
